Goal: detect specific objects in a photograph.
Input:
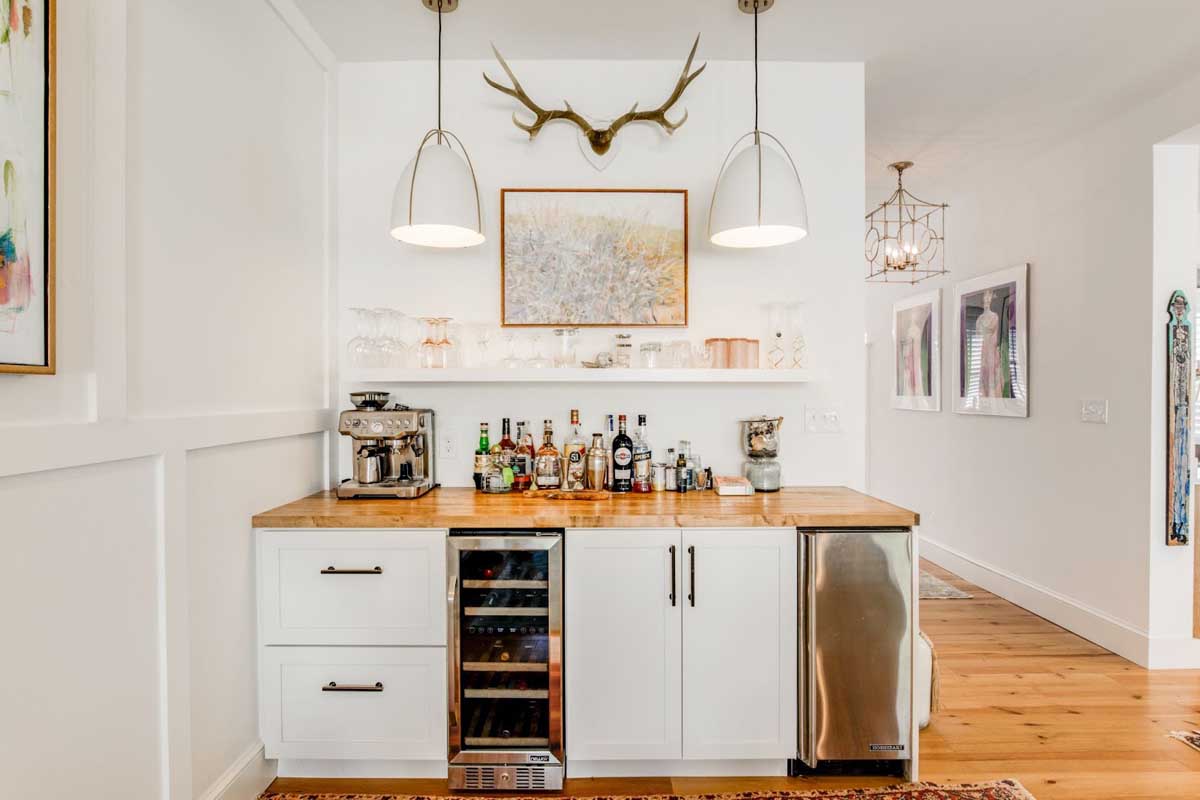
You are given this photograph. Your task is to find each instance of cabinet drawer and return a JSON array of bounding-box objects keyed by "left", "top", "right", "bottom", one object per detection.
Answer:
[
  {"left": 259, "top": 529, "right": 446, "bottom": 645},
  {"left": 260, "top": 646, "right": 447, "bottom": 761}
]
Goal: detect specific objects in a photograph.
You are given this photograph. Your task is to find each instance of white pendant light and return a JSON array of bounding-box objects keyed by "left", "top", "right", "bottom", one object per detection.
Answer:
[
  {"left": 390, "top": 0, "right": 484, "bottom": 249},
  {"left": 708, "top": 0, "right": 808, "bottom": 249}
]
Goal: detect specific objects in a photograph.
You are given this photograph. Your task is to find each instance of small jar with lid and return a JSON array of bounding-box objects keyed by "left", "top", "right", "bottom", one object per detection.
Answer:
[
  {"left": 613, "top": 333, "right": 633, "bottom": 368},
  {"left": 553, "top": 328, "right": 579, "bottom": 367},
  {"left": 639, "top": 341, "right": 662, "bottom": 369}
]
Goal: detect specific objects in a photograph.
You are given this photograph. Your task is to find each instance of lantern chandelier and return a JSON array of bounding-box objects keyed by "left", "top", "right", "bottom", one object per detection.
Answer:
[{"left": 865, "top": 161, "right": 948, "bottom": 284}]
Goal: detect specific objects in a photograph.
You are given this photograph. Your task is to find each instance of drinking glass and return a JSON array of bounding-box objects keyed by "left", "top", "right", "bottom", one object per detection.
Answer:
[
  {"left": 380, "top": 309, "right": 409, "bottom": 368},
  {"left": 346, "top": 307, "right": 372, "bottom": 368},
  {"left": 475, "top": 324, "right": 494, "bottom": 368},
  {"left": 418, "top": 317, "right": 441, "bottom": 368},
  {"left": 500, "top": 332, "right": 523, "bottom": 369},
  {"left": 788, "top": 302, "right": 809, "bottom": 369},
  {"left": 436, "top": 317, "right": 456, "bottom": 368},
  {"left": 527, "top": 333, "right": 553, "bottom": 369},
  {"left": 692, "top": 341, "right": 713, "bottom": 368},
  {"left": 553, "top": 328, "right": 579, "bottom": 367},
  {"left": 766, "top": 303, "right": 787, "bottom": 369}
]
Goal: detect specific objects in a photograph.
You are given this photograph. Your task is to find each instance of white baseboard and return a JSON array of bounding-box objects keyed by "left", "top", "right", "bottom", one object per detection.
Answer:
[
  {"left": 920, "top": 535, "right": 1153, "bottom": 667},
  {"left": 276, "top": 759, "right": 447, "bottom": 778},
  {"left": 1147, "top": 634, "right": 1200, "bottom": 669},
  {"left": 569, "top": 759, "right": 787, "bottom": 778},
  {"left": 197, "top": 742, "right": 277, "bottom": 800}
]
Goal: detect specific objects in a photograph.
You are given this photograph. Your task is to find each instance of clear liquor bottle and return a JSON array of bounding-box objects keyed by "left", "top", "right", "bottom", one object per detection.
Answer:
[
  {"left": 533, "top": 420, "right": 562, "bottom": 490},
  {"left": 611, "top": 414, "right": 634, "bottom": 493},
  {"left": 631, "top": 414, "right": 652, "bottom": 493},
  {"left": 602, "top": 414, "right": 616, "bottom": 490},
  {"left": 563, "top": 409, "right": 587, "bottom": 491}
]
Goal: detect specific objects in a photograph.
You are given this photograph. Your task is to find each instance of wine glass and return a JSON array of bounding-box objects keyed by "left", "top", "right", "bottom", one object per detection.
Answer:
[
  {"left": 527, "top": 333, "right": 552, "bottom": 369},
  {"left": 500, "top": 332, "right": 522, "bottom": 369},
  {"left": 346, "top": 307, "right": 371, "bottom": 367},
  {"left": 788, "top": 302, "right": 808, "bottom": 369},
  {"left": 418, "top": 317, "right": 440, "bottom": 368},
  {"left": 475, "top": 324, "right": 494, "bottom": 368}
]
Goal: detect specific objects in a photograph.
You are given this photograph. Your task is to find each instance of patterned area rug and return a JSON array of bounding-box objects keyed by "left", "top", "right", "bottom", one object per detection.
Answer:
[
  {"left": 920, "top": 571, "right": 973, "bottom": 600},
  {"left": 1169, "top": 728, "right": 1200, "bottom": 753},
  {"left": 262, "top": 779, "right": 1035, "bottom": 800}
]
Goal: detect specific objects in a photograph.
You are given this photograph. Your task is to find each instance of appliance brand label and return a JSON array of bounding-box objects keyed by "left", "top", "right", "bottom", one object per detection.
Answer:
[
  {"left": 528, "top": 754, "right": 550, "bottom": 762},
  {"left": 869, "top": 744, "right": 906, "bottom": 752}
]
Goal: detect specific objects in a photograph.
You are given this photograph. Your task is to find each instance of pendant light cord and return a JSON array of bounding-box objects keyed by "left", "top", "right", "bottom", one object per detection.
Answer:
[
  {"left": 753, "top": 1, "right": 759, "bottom": 133},
  {"left": 436, "top": 0, "right": 443, "bottom": 142}
]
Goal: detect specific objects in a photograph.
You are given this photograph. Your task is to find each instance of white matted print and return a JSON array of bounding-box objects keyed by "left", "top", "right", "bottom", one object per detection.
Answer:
[
  {"left": 953, "top": 264, "right": 1029, "bottom": 417},
  {"left": 892, "top": 289, "right": 941, "bottom": 411}
]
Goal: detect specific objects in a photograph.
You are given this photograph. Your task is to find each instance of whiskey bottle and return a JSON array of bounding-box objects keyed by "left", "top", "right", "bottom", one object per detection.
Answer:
[
  {"left": 563, "top": 409, "right": 587, "bottom": 490},
  {"left": 675, "top": 449, "right": 688, "bottom": 494},
  {"left": 534, "top": 420, "right": 562, "bottom": 489},
  {"left": 473, "top": 422, "right": 490, "bottom": 490},
  {"left": 496, "top": 418, "right": 517, "bottom": 487},
  {"left": 632, "top": 414, "right": 652, "bottom": 493},
  {"left": 512, "top": 420, "right": 534, "bottom": 491},
  {"left": 611, "top": 414, "right": 634, "bottom": 493}
]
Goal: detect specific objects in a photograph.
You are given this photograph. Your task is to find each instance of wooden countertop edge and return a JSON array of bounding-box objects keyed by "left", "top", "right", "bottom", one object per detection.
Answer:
[{"left": 251, "top": 512, "right": 920, "bottom": 529}]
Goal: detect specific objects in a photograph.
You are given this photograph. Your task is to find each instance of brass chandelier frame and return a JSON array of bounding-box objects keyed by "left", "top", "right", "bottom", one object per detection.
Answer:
[{"left": 865, "top": 161, "right": 948, "bottom": 284}]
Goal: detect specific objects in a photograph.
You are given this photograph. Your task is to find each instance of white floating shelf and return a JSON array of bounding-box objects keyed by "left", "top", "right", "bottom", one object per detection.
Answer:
[{"left": 344, "top": 367, "right": 815, "bottom": 385}]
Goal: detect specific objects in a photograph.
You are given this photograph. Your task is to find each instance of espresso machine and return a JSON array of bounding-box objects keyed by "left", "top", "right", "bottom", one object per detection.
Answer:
[{"left": 337, "top": 392, "right": 437, "bottom": 499}]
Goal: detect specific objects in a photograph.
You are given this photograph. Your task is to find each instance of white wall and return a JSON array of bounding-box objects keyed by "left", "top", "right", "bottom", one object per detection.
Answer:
[
  {"left": 338, "top": 60, "right": 865, "bottom": 488},
  {"left": 0, "top": 2, "right": 335, "bottom": 799},
  {"left": 865, "top": 72, "right": 1200, "bottom": 669}
]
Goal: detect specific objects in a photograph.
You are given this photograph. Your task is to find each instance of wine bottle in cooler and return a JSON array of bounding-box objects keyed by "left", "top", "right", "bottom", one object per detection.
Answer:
[{"left": 611, "top": 414, "right": 634, "bottom": 493}]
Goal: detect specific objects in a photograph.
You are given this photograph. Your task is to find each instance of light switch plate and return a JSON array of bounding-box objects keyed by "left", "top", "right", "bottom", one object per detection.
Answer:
[
  {"left": 806, "top": 407, "right": 842, "bottom": 434},
  {"left": 440, "top": 434, "right": 456, "bottom": 459},
  {"left": 1081, "top": 399, "right": 1108, "bottom": 424}
]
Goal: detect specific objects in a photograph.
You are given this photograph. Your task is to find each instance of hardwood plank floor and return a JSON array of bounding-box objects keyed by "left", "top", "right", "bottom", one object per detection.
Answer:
[{"left": 267, "top": 561, "right": 1200, "bottom": 799}]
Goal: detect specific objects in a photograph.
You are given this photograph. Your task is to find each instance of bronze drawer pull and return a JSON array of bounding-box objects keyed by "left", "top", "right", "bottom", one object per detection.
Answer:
[
  {"left": 320, "top": 566, "right": 383, "bottom": 575},
  {"left": 322, "top": 681, "right": 384, "bottom": 692}
]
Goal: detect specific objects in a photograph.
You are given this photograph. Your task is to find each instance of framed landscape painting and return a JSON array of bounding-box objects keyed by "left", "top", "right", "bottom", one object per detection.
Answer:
[
  {"left": 501, "top": 188, "right": 688, "bottom": 327},
  {"left": 0, "top": 0, "right": 53, "bottom": 374},
  {"left": 953, "top": 264, "right": 1029, "bottom": 417},
  {"left": 892, "top": 289, "right": 941, "bottom": 411}
]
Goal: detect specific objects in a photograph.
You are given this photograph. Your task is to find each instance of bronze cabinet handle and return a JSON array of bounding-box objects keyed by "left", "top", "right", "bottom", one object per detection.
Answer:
[
  {"left": 322, "top": 681, "right": 384, "bottom": 692},
  {"left": 687, "top": 545, "right": 696, "bottom": 607},
  {"left": 669, "top": 545, "right": 677, "bottom": 606},
  {"left": 320, "top": 566, "right": 383, "bottom": 575}
]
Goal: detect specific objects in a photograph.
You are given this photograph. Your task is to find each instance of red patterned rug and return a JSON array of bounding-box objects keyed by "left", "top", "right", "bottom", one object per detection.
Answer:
[{"left": 262, "top": 779, "right": 1035, "bottom": 800}]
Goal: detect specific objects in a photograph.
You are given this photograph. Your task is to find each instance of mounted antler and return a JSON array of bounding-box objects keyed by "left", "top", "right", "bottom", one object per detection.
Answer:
[{"left": 483, "top": 35, "right": 706, "bottom": 157}]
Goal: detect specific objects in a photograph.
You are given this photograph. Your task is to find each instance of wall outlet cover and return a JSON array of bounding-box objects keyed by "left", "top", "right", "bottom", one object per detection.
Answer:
[
  {"left": 1081, "top": 399, "right": 1108, "bottom": 424},
  {"left": 440, "top": 435, "right": 456, "bottom": 458},
  {"left": 806, "top": 407, "right": 842, "bottom": 434}
]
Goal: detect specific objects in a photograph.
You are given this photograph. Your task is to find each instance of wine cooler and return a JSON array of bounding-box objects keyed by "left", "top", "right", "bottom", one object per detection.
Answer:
[{"left": 447, "top": 530, "right": 564, "bottom": 792}]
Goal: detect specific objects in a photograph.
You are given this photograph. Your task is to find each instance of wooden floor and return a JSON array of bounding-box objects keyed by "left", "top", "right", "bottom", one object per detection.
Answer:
[{"left": 267, "top": 561, "right": 1200, "bottom": 799}]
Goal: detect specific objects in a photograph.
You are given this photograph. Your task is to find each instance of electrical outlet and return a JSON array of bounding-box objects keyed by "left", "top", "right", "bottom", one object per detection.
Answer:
[
  {"left": 806, "top": 407, "right": 842, "bottom": 434},
  {"left": 1081, "top": 399, "right": 1108, "bottom": 424},
  {"left": 440, "top": 434, "right": 456, "bottom": 459}
]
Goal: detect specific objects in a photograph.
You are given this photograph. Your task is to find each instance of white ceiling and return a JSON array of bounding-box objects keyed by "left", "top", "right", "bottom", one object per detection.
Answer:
[{"left": 294, "top": 0, "right": 1200, "bottom": 190}]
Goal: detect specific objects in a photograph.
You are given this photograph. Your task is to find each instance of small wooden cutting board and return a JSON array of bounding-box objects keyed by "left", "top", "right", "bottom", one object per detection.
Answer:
[{"left": 521, "top": 489, "right": 611, "bottom": 501}]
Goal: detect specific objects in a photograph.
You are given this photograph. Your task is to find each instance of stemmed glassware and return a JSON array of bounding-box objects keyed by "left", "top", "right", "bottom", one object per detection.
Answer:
[
  {"left": 527, "top": 333, "right": 553, "bottom": 369},
  {"left": 500, "top": 332, "right": 523, "bottom": 369},
  {"left": 418, "top": 317, "right": 456, "bottom": 368},
  {"left": 346, "top": 308, "right": 372, "bottom": 368},
  {"left": 766, "top": 303, "right": 787, "bottom": 369},
  {"left": 788, "top": 302, "right": 808, "bottom": 369}
]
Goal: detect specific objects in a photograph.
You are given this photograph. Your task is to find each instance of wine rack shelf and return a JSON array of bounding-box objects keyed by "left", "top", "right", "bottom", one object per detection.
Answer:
[
  {"left": 465, "top": 737, "right": 550, "bottom": 747},
  {"left": 462, "top": 662, "right": 548, "bottom": 673},
  {"left": 346, "top": 367, "right": 815, "bottom": 384},
  {"left": 464, "top": 688, "right": 550, "bottom": 699},
  {"left": 462, "top": 579, "right": 549, "bottom": 590},
  {"left": 465, "top": 606, "right": 549, "bottom": 617}
]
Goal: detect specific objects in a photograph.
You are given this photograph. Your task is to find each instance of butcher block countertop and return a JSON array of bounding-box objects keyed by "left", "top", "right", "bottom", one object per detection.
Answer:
[{"left": 252, "top": 486, "right": 919, "bottom": 530}]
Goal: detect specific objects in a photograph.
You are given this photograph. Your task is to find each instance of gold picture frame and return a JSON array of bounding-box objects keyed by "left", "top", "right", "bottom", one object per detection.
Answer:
[
  {"left": 0, "top": 0, "right": 55, "bottom": 374},
  {"left": 500, "top": 188, "right": 689, "bottom": 328}
]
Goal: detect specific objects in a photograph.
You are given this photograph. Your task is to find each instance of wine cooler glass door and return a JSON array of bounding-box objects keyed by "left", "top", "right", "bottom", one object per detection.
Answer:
[{"left": 448, "top": 534, "right": 563, "bottom": 767}]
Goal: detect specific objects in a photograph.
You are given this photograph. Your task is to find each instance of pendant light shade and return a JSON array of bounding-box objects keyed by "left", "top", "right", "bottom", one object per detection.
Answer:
[
  {"left": 389, "top": 0, "right": 485, "bottom": 249},
  {"left": 708, "top": 0, "right": 808, "bottom": 249},
  {"left": 390, "top": 132, "right": 485, "bottom": 248},
  {"left": 709, "top": 131, "right": 808, "bottom": 248}
]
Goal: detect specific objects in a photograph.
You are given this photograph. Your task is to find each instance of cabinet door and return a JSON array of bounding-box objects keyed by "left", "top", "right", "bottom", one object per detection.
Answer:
[
  {"left": 565, "top": 529, "right": 682, "bottom": 760},
  {"left": 682, "top": 528, "right": 797, "bottom": 759}
]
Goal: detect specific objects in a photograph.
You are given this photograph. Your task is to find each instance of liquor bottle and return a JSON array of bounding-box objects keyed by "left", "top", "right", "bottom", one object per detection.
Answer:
[
  {"left": 585, "top": 433, "right": 607, "bottom": 490},
  {"left": 496, "top": 417, "right": 517, "bottom": 487},
  {"left": 534, "top": 420, "right": 562, "bottom": 489},
  {"left": 675, "top": 449, "right": 688, "bottom": 494},
  {"left": 512, "top": 420, "right": 534, "bottom": 491},
  {"left": 631, "top": 414, "right": 652, "bottom": 493},
  {"left": 563, "top": 409, "right": 587, "bottom": 490},
  {"left": 611, "top": 414, "right": 634, "bottom": 493},
  {"left": 603, "top": 413, "right": 616, "bottom": 489},
  {"left": 473, "top": 422, "right": 490, "bottom": 490},
  {"left": 664, "top": 447, "right": 677, "bottom": 491}
]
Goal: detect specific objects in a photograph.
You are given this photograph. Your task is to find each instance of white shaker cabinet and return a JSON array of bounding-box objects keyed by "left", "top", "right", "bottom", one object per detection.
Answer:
[
  {"left": 565, "top": 527, "right": 796, "bottom": 764},
  {"left": 565, "top": 529, "right": 683, "bottom": 760},
  {"left": 681, "top": 528, "right": 797, "bottom": 759}
]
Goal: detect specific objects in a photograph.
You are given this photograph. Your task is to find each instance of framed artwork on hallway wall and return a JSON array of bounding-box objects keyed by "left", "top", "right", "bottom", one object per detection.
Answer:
[
  {"left": 0, "top": 0, "right": 54, "bottom": 374},
  {"left": 952, "top": 264, "right": 1029, "bottom": 417},
  {"left": 1165, "top": 289, "right": 1191, "bottom": 547},
  {"left": 891, "top": 289, "right": 941, "bottom": 411},
  {"left": 500, "top": 188, "right": 688, "bottom": 327}
]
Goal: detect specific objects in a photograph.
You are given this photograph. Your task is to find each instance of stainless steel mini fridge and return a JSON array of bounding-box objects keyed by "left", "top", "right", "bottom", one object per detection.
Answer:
[{"left": 797, "top": 529, "right": 913, "bottom": 768}]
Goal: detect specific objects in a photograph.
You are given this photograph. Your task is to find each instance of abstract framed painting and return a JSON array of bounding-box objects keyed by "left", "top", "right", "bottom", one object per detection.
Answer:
[
  {"left": 953, "top": 264, "right": 1029, "bottom": 417},
  {"left": 501, "top": 188, "right": 687, "bottom": 327},
  {"left": 0, "top": 0, "right": 54, "bottom": 374},
  {"left": 892, "top": 289, "right": 941, "bottom": 412},
  {"left": 1165, "top": 290, "right": 1191, "bottom": 546}
]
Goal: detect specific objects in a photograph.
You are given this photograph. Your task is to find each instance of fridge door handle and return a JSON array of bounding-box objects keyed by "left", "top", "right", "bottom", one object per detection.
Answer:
[
  {"left": 447, "top": 574, "right": 459, "bottom": 732},
  {"left": 669, "top": 545, "right": 677, "bottom": 606}
]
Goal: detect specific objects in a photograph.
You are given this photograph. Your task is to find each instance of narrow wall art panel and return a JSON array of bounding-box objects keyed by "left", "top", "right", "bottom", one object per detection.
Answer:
[
  {"left": 500, "top": 189, "right": 687, "bottom": 327},
  {"left": 1166, "top": 289, "right": 1191, "bottom": 546},
  {"left": 0, "top": 0, "right": 53, "bottom": 374},
  {"left": 892, "top": 289, "right": 941, "bottom": 411},
  {"left": 953, "top": 264, "right": 1029, "bottom": 417}
]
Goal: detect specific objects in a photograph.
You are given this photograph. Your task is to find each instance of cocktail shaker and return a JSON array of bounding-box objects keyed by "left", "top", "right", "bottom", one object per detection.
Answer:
[{"left": 585, "top": 434, "right": 608, "bottom": 490}]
